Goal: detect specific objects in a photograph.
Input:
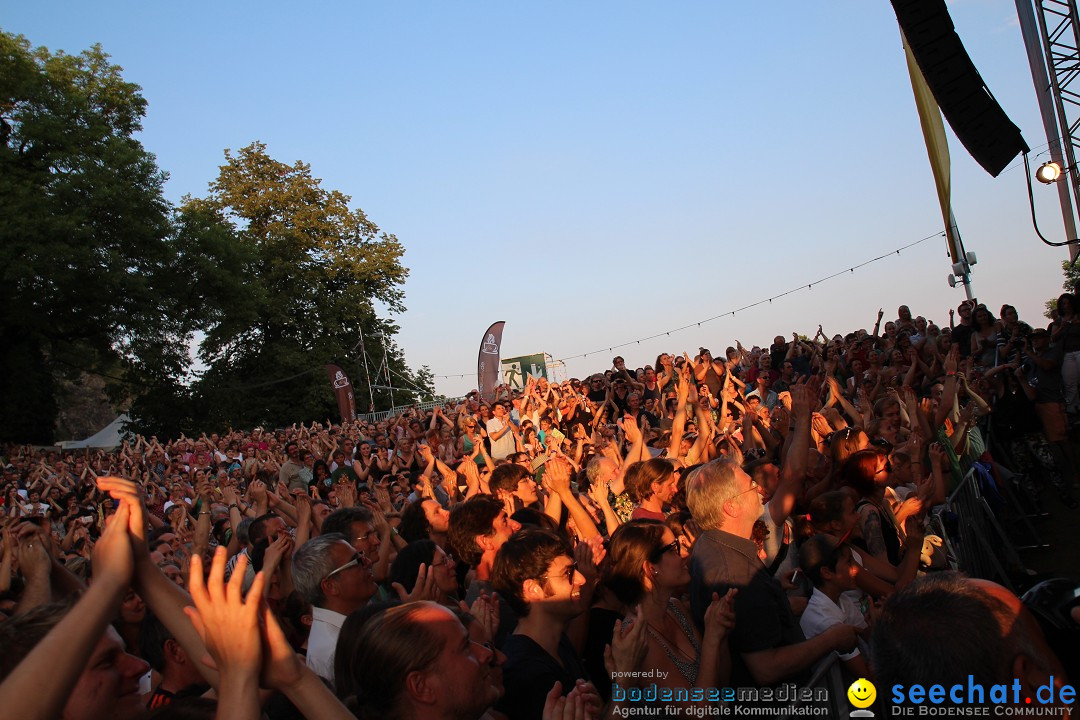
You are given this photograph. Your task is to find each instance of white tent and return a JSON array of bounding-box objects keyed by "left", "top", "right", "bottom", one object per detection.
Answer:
[{"left": 59, "top": 414, "right": 131, "bottom": 450}]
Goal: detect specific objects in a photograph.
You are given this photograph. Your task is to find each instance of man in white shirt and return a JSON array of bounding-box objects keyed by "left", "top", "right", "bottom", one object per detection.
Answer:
[
  {"left": 485, "top": 403, "right": 516, "bottom": 460},
  {"left": 292, "top": 533, "right": 378, "bottom": 683}
]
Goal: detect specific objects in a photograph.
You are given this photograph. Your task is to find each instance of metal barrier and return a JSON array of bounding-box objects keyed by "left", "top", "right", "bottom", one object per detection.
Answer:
[
  {"left": 356, "top": 397, "right": 465, "bottom": 423},
  {"left": 933, "top": 466, "right": 1025, "bottom": 591},
  {"left": 775, "top": 651, "right": 862, "bottom": 720}
]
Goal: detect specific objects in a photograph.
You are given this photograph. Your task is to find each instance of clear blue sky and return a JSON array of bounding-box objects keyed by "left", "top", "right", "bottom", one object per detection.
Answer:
[{"left": 6, "top": 0, "right": 1069, "bottom": 397}]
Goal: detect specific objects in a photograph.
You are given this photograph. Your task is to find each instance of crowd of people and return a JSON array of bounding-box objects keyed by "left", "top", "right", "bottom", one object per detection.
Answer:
[{"left": 1, "top": 296, "right": 1078, "bottom": 719}]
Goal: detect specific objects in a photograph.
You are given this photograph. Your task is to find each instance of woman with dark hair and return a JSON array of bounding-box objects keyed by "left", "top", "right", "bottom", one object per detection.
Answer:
[
  {"left": 803, "top": 426, "right": 870, "bottom": 505},
  {"left": 969, "top": 305, "right": 1000, "bottom": 369},
  {"left": 624, "top": 458, "right": 679, "bottom": 521},
  {"left": 841, "top": 450, "right": 900, "bottom": 564},
  {"left": 310, "top": 459, "right": 332, "bottom": 490},
  {"left": 388, "top": 539, "right": 459, "bottom": 604},
  {"left": 1052, "top": 292, "right": 1080, "bottom": 414},
  {"left": 840, "top": 450, "right": 924, "bottom": 589},
  {"left": 597, "top": 520, "right": 734, "bottom": 699}
]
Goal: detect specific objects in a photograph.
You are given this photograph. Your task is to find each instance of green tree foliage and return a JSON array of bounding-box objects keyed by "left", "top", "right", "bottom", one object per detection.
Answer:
[
  {"left": 1, "top": 32, "right": 417, "bottom": 441},
  {"left": 1045, "top": 260, "right": 1080, "bottom": 320},
  {"left": 164, "top": 142, "right": 430, "bottom": 431},
  {"left": 0, "top": 31, "right": 220, "bottom": 442}
]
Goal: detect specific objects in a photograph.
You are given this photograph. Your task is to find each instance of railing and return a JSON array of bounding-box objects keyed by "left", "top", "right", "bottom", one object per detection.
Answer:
[{"left": 356, "top": 398, "right": 465, "bottom": 423}]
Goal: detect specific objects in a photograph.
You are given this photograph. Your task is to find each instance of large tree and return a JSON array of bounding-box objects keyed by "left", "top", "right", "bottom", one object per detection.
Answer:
[
  {"left": 174, "top": 142, "right": 427, "bottom": 430},
  {"left": 0, "top": 31, "right": 219, "bottom": 442}
]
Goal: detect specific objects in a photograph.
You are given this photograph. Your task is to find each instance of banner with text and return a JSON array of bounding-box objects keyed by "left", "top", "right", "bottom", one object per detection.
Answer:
[
  {"left": 324, "top": 364, "right": 357, "bottom": 423},
  {"left": 477, "top": 321, "right": 505, "bottom": 402}
]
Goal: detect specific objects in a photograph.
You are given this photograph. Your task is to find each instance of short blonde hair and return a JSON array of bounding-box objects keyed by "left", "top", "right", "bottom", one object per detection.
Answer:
[{"left": 685, "top": 459, "right": 740, "bottom": 531}]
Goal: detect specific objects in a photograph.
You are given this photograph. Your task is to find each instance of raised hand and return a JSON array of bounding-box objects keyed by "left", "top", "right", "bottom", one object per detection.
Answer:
[
  {"left": 544, "top": 457, "right": 573, "bottom": 496},
  {"left": 575, "top": 534, "right": 605, "bottom": 585},
  {"left": 543, "top": 682, "right": 590, "bottom": 720},
  {"left": 703, "top": 589, "right": 737, "bottom": 644},
  {"left": 619, "top": 414, "right": 641, "bottom": 445},
  {"left": 588, "top": 476, "right": 611, "bottom": 508},
  {"left": 928, "top": 441, "right": 948, "bottom": 469},
  {"left": 790, "top": 383, "right": 814, "bottom": 420},
  {"left": 391, "top": 563, "right": 440, "bottom": 602},
  {"left": 943, "top": 347, "right": 958, "bottom": 375},
  {"left": 262, "top": 535, "right": 294, "bottom": 574},
  {"left": 604, "top": 606, "right": 647, "bottom": 677},
  {"left": 466, "top": 590, "right": 500, "bottom": 643},
  {"left": 15, "top": 524, "right": 54, "bottom": 584},
  {"left": 184, "top": 548, "right": 264, "bottom": 717}
]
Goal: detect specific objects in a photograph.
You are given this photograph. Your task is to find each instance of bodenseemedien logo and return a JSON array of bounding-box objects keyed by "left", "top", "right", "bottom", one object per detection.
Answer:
[{"left": 848, "top": 678, "right": 877, "bottom": 717}]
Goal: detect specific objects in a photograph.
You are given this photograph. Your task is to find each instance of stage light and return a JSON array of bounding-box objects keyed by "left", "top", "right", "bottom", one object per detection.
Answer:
[{"left": 1036, "top": 161, "right": 1062, "bottom": 184}]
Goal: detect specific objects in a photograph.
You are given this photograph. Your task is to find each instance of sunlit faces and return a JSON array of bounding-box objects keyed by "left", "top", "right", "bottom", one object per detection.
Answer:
[
  {"left": 533, "top": 554, "right": 586, "bottom": 608},
  {"left": 727, "top": 467, "right": 763, "bottom": 518},
  {"left": 118, "top": 589, "right": 145, "bottom": 625},
  {"left": 160, "top": 563, "right": 185, "bottom": 588},
  {"left": 650, "top": 472, "right": 680, "bottom": 505},
  {"left": 65, "top": 626, "right": 150, "bottom": 720},
  {"left": 874, "top": 455, "right": 892, "bottom": 485},
  {"left": 311, "top": 502, "right": 333, "bottom": 527},
  {"left": 422, "top": 500, "right": 451, "bottom": 534},
  {"left": 751, "top": 463, "right": 780, "bottom": 503},
  {"left": 263, "top": 516, "right": 288, "bottom": 542},
  {"left": 421, "top": 605, "right": 501, "bottom": 718},
  {"left": 826, "top": 545, "right": 859, "bottom": 591},
  {"left": 323, "top": 541, "right": 377, "bottom": 603},
  {"left": 881, "top": 400, "right": 902, "bottom": 429},
  {"left": 489, "top": 511, "right": 521, "bottom": 551},
  {"left": 349, "top": 520, "right": 382, "bottom": 560},
  {"left": 512, "top": 476, "right": 539, "bottom": 505},
  {"left": 649, "top": 529, "right": 691, "bottom": 589},
  {"left": 430, "top": 547, "right": 459, "bottom": 595}
]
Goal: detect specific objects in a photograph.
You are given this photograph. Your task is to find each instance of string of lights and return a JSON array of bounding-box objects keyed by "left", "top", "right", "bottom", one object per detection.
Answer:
[{"left": 430, "top": 229, "right": 947, "bottom": 379}]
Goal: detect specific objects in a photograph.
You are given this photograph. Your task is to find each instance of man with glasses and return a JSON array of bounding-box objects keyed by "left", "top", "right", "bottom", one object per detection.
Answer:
[
  {"left": 491, "top": 529, "right": 598, "bottom": 720},
  {"left": 292, "top": 533, "right": 378, "bottom": 682},
  {"left": 686, "top": 459, "right": 856, "bottom": 689},
  {"left": 322, "top": 506, "right": 397, "bottom": 584}
]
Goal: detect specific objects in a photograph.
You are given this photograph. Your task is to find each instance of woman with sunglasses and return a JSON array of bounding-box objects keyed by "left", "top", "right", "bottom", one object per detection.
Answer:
[{"left": 598, "top": 520, "right": 735, "bottom": 704}]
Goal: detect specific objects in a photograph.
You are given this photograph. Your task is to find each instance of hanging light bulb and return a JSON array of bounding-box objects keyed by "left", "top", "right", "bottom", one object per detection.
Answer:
[{"left": 1036, "top": 161, "right": 1062, "bottom": 184}]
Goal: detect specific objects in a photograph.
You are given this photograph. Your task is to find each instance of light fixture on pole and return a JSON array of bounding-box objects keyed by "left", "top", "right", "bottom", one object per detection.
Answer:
[
  {"left": 1036, "top": 161, "right": 1063, "bottom": 184},
  {"left": 1023, "top": 151, "right": 1080, "bottom": 256}
]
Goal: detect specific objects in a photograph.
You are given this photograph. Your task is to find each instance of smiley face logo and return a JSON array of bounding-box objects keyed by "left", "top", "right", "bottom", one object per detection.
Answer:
[{"left": 847, "top": 678, "right": 876, "bottom": 709}]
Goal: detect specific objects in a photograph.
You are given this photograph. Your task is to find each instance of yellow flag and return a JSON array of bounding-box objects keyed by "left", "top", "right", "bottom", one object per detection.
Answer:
[{"left": 902, "top": 27, "right": 962, "bottom": 264}]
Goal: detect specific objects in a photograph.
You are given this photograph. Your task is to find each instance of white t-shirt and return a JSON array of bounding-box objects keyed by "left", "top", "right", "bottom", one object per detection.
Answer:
[
  {"left": 799, "top": 587, "right": 868, "bottom": 662},
  {"left": 486, "top": 417, "right": 516, "bottom": 460}
]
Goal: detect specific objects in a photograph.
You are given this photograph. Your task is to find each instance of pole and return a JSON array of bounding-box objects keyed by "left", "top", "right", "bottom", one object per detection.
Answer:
[
  {"left": 1016, "top": 0, "right": 1080, "bottom": 262},
  {"left": 356, "top": 326, "right": 376, "bottom": 413}
]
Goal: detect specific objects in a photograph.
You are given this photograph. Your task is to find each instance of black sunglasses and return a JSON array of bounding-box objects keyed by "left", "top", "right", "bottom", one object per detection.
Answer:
[{"left": 648, "top": 540, "right": 680, "bottom": 563}]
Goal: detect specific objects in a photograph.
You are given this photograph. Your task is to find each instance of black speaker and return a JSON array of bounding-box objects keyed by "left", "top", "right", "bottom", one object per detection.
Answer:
[{"left": 892, "top": 0, "right": 1028, "bottom": 176}]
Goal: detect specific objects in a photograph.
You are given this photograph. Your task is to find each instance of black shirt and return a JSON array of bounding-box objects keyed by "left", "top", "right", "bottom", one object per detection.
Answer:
[
  {"left": 584, "top": 607, "right": 622, "bottom": 703},
  {"left": 690, "top": 529, "right": 806, "bottom": 688},
  {"left": 498, "top": 632, "right": 589, "bottom": 720},
  {"left": 951, "top": 323, "right": 975, "bottom": 358}
]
